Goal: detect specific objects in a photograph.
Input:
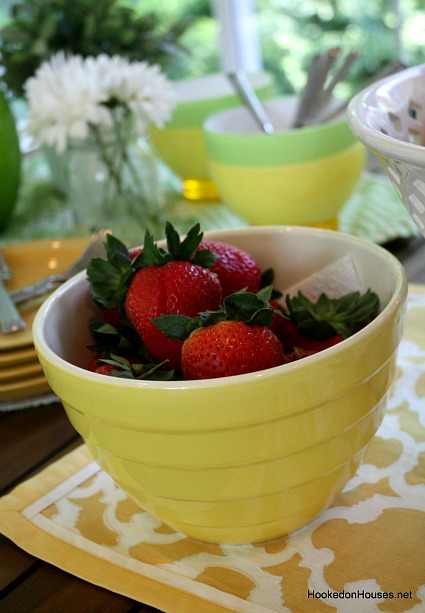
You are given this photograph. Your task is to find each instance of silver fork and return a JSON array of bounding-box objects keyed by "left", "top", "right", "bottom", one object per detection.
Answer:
[
  {"left": 10, "top": 228, "right": 109, "bottom": 307},
  {"left": 0, "top": 250, "right": 27, "bottom": 334}
]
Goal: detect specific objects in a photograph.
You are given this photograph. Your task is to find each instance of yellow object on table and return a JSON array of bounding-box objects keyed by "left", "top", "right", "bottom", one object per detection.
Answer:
[{"left": 1, "top": 285, "right": 425, "bottom": 613}]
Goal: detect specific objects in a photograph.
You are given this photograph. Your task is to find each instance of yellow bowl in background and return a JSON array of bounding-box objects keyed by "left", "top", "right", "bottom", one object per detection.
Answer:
[
  {"left": 203, "top": 97, "right": 365, "bottom": 228},
  {"left": 33, "top": 226, "right": 407, "bottom": 544},
  {"left": 150, "top": 72, "right": 274, "bottom": 200}
]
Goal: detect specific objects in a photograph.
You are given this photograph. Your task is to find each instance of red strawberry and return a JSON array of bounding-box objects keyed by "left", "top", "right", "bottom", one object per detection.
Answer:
[
  {"left": 268, "top": 299, "right": 290, "bottom": 344},
  {"left": 270, "top": 290, "right": 379, "bottom": 356},
  {"left": 268, "top": 308, "right": 306, "bottom": 353},
  {"left": 125, "top": 223, "right": 222, "bottom": 369},
  {"left": 101, "top": 306, "right": 123, "bottom": 327},
  {"left": 87, "top": 352, "right": 121, "bottom": 375},
  {"left": 196, "top": 239, "right": 261, "bottom": 297},
  {"left": 87, "top": 354, "right": 101, "bottom": 372},
  {"left": 181, "top": 320, "right": 287, "bottom": 379},
  {"left": 92, "top": 362, "right": 116, "bottom": 376},
  {"left": 129, "top": 246, "right": 143, "bottom": 259},
  {"left": 87, "top": 222, "right": 222, "bottom": 368},
  {"left": 292, "top": 334, "right": 344, "bottom": 358},
  {"left": 126, "top": 261, "right": 222, "bottom": 368},
  {"left": 153, "top": 286, "right": 288, "bottom": 380}
]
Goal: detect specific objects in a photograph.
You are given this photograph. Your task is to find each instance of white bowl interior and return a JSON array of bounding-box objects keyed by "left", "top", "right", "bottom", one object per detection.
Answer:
[
  {"left": 42, "top": 275, "right": 100, "bottom": 368},
  {"left": 204, "top": 96, "right": 345, "bottom": 135},
  {"left": 174, "top": 72, "right": 272, "bottom": 103},
  {"left": 204, "top": 97, "right": 298, "bottom": 133},
  {"left": 37, "top": 227, "right": 405, "bottom": 376}
]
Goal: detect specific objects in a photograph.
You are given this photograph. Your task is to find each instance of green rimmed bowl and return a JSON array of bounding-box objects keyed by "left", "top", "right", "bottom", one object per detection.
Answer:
[
  {"left": 150, "top": 72, "right": 274, "bottom": 201},
  {"left": 203, "top": 96, "right": 365, "bottom": 228}
]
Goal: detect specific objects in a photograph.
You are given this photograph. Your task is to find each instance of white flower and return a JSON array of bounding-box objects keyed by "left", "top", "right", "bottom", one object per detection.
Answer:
[
  {"left": 111, "top": 61, "right": 176, "bottom": 129},
  {"left": 24, "top": 52, "right": 176, "bottom": 153}
]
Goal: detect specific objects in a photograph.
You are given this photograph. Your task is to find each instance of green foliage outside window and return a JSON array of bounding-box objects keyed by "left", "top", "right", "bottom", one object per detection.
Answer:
[
  {"left": 0, "top": 0, "right": 194, "bottom": 98},
  {"left": 132, "top": 0, "right": 425, "bottom": 96},
  {"left": 1, "top": 0, "right": 424, "bottom": 100}
]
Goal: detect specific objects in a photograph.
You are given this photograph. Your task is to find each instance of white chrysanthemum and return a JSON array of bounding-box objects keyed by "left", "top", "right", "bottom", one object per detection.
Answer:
[
  {"left": 24, "top": 52, "right": 176, "bottom": 153},
  {"left": 108, "top": 60, "right": 176, "bottom": 129},
  {"left": 84, "top": 54, "right": 129, "bottom": 99},
  {"left": 25, "top": 52, "right": 113, "bottom": 153}
]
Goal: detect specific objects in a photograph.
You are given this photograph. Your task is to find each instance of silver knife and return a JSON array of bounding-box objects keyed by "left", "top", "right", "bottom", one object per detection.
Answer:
[{"left": 0, "top": 250, "right": 26, "bottom": 334}]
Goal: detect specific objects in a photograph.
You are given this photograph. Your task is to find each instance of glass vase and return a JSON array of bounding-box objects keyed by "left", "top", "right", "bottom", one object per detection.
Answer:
[{"left": 66, "top": 122, "right": 166, "bottom": 245}]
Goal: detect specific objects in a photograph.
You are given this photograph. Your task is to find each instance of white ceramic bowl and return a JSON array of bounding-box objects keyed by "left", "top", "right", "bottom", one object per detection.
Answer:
[{"left": 347, "top": 63, "right": 425, "bottom": 235}]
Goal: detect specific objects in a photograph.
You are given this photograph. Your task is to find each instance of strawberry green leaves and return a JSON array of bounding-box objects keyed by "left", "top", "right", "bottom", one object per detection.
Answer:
[
  {"left": 165, "top": 221, "right": 218, "bottom": 267},
  {"left": 260, "top": 267, "right": 282, "bottom": 300},
  {"left": 153, "top": 286, "right": 275, "bottom": 341},
  {"left": 88, "top": 320, "right": 144, "bottom": 354},
  {"left": 224, "top": 286, "right": 274, "bottom": 326},
  {"left": 97, "top": 355, "right": 174, "bottom": 381},
  {"left": 87, "top": 234, "right": 134, "bottom": 308},
  {"left": 86, "top": 221, "right": 219, "bottom": 310},
  {"left": 88, "top": 322, "right": 175, "bottom": 380},
  {"left": 134, "top": 222, "right": 218, "bottom": 268},
  {"left": 285, "top": 289, "right": 379, "bottom": 339},
  {"left": 150, "top": 314, "right": 192, "bottom": 341}
]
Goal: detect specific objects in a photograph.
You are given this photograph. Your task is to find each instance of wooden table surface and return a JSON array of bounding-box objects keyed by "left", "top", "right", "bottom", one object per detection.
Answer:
[{"left": 1, "top": 233, "right": 425, "bottom": 613}]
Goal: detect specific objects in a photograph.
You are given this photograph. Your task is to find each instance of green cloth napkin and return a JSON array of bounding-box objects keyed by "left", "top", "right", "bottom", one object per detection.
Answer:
[
  {"left": 0, "top": 151, "right": 418, "bottom": 246},
  {"left": 338, "top": 171, "right": 418, "bottom": 243}
]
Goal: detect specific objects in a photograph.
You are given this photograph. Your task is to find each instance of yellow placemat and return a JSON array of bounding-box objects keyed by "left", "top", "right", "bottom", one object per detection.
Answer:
[{"left": 1, "top": 285, "right": 425, "bottom": 613}]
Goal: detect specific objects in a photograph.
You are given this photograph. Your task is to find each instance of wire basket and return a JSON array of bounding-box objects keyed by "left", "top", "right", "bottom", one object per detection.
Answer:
[{"left": 347, "top": 63, "right": 425, "bottom": 236}]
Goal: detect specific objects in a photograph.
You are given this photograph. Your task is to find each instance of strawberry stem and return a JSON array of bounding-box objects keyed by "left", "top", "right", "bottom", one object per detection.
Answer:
[{"left": 130, "top": 222, "right": 218, "bottom": 268}]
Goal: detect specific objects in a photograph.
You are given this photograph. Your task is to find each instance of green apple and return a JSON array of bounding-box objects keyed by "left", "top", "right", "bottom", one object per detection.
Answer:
[{"left": 0, "top": 90, "right": 21, "bottom": 229}]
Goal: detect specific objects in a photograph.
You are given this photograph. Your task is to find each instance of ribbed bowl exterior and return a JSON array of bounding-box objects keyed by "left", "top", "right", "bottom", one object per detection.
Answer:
[
  {"left": 33, "top": 226, "right": 407, "bottom": 543},
  {"left": 347, "top": 63, "right": 425, "bottom": 236}
]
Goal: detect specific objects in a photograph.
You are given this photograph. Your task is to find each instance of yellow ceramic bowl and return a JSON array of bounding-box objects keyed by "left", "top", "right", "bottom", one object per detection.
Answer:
[
  {"left": 203, "top": 97, "right": 365, "bottom": 228},
  {"left": 150, "top": 72, "right": 274, "bottom": 200},
  {"left": 33, "top": 226, "right": 407, "bottom": 544}
]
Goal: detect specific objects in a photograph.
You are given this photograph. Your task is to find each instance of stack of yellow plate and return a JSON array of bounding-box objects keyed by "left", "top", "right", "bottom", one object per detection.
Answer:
[{"left": 0, "top": 238, "right": 88, "bottom": 408}]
